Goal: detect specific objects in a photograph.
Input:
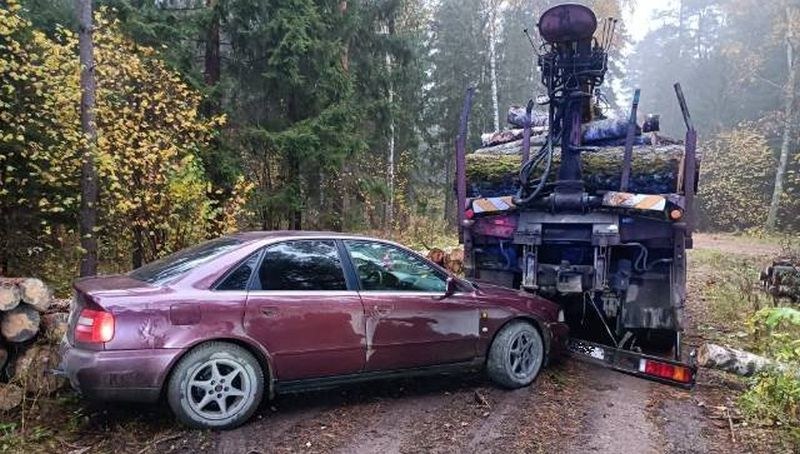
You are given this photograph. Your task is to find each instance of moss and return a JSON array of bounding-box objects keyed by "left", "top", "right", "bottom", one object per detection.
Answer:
[{"left": 466, "top": 144, "right": 689, "bottom": 196}]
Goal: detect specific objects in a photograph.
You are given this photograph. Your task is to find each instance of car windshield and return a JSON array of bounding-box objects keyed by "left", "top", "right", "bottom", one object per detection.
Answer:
[{"left": 129, "top": 237, "right": 243, "bottom": 285}]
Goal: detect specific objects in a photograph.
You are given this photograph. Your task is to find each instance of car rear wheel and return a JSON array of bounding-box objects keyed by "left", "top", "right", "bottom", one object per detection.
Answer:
[
  {"left": 167, "top": 342, "right": 264, "bottom": 429},
  {"left": 487, "top": 321, "right": 544, "bottom": 389}
]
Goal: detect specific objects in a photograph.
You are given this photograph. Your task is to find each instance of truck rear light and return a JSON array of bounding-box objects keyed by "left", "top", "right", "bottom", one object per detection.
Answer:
[
  {"left": 465, "top": 209, "right": 475, "bottom": 219},
  {"left": 75, "top": 308, "right": 115, "bottom": 343},
  {"left": 639, "top": 358, "right": 692, "bottom": 383}
]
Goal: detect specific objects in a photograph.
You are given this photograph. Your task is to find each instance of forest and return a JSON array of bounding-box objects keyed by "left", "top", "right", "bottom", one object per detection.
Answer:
[
  {"left": 2, "top": 0, "right": 800, "bottom": 451},
  {"left": 1, "top": 0, "right": 798, "bottom": 283}
]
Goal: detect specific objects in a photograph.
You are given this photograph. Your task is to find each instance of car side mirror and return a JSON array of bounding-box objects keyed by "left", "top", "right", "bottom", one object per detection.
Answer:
[{"left": 444, "top": 277, "right": 458, "bottom": 297}]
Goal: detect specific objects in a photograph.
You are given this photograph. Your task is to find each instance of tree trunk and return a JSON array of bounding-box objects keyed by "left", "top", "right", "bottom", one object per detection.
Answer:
[
  {"left": 385, "top": 18, "right": 396, "bottom": 230},
  {"left": 697, "top": 343, "right": 800, "bottom": 379},
  {"left": 767, "top": 3, "right": 797, "bottom": 230},
  {"left": 204, "top": 0, "right": 221, "bottom": 88},
  {"left": 487, "top": 0, "right": 500, "bottom": 132},
  {"left": 77, "top": 0, "right": 99, "bottom": 277}
]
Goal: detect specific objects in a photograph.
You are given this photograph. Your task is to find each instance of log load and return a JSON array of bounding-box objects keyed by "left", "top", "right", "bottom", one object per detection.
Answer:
[
  {"left": 467, "top": 143, "right": 695, "bottom": 198},
  {"left": 697, "top": 343, "right": 800, "bottom": 379}
]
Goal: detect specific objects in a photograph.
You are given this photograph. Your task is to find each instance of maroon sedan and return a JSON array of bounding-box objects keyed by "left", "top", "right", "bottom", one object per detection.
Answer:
[{"left": 60, "top": 232, "right": 568, "bottom": 429}]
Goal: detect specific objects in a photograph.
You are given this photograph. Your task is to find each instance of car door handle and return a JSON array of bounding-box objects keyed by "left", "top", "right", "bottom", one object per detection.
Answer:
[
  {"left": 373, "top": 304, "right": 393, "bottom": 316},
  {"left": 260, "top": 306, "right": 279, "bottom": 317}
]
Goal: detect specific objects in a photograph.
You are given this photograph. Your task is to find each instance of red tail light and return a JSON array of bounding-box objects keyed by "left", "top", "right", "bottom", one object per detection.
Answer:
[
  {"left": 639, "top": 359, "right": 692, "bottom": 383},
  {"left": 75, "top": 308, "right": 115, "bottom": 343}
]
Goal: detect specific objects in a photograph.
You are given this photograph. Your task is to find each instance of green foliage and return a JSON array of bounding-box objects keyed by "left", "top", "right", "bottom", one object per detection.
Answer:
[
  {"left": 698, "top": 126, "right": 775, "bottom": 231},
  {"left": 740, "top": 307, "right": 800, "bottom": 432},
  {"left": 1, "top": 2, "right": 247, "bottom": 280}
]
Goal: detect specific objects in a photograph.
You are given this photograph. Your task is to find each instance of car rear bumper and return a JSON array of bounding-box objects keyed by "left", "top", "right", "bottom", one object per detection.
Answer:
[{"left": 58, "top": 342, "right": 183, "bottom": 403}]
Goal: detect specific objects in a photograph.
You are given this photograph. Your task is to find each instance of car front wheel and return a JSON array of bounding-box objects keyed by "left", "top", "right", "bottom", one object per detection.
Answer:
[
  {"left": 167, "top": 342, "right": 264, "bottom": 430},
  {"left": 487, "top": 321, "right": 544, "bottom": 389}
]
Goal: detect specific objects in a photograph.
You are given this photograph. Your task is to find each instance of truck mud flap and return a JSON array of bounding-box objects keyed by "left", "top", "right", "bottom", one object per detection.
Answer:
[{"left": 568, "top": 338, "right": 696, "bottom": 388}]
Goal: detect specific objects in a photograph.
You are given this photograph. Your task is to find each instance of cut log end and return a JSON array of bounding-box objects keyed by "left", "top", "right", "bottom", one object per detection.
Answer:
[
  {"left": 18, "top": 278, "right": 52, "bottom": 312},
  {"left": 1, "top": 304, "right": 41, "bottom": 343},
  {"left": 0, "top": 284, "right": 21, "bottom": 312},
  {"left": 0, "top": 383, "right": 23, "bottom": 411}
]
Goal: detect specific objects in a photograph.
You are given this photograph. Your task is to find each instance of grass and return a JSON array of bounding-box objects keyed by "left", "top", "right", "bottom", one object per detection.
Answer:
[{"left": 688, "top": 248, "right": 771, "bottom": 349}]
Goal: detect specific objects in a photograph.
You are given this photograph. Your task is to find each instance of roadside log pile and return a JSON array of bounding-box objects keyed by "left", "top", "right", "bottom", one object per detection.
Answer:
[
  {"left": 0, "top": 278, "right": 68, "bottom": 411},
  {"left": 760, "top": 258, "right": 800, "bottom": 303},
  {"left": 427, "top": 247, "right": 465, "bottom": 276}
]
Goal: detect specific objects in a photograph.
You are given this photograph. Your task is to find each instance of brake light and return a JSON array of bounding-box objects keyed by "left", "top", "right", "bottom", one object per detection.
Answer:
[
  {"left": 465, "top": 209, "right": 475, "bottom": 219},
  {"left": 75, "top": 308, "right": 115, "bottom": 343},
  {"left": 639, "top": 359, "right": 692, "bottom": 383}
]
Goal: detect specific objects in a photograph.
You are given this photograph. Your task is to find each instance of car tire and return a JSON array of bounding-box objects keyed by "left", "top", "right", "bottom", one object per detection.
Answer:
[
  {"left": 487, "top": 320, "right": 544, "bottom": 389},
  {"left": 167, "top": 342, "right": 264, "bottom": 430}
]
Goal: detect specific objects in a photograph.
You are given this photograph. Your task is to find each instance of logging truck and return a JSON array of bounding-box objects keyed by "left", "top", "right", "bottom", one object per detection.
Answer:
[{"left": 455, "top": 3, "right": 699, "bottom": 386}]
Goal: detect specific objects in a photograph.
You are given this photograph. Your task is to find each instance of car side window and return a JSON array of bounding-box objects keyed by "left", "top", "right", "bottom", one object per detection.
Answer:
[
  {"left": 254, "top": 240, "right": 348, "bottom": 291},
  {"left": 216, "top": 254, "right": 260, "bottom": 291},
  {"left": 343, "top": 241, "right": 446, "bottom": 293}
]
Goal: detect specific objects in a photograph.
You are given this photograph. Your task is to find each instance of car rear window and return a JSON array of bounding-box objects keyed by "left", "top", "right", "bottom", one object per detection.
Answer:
[{"left": 129, "top": 237, "right": 243, "bottom": 285}]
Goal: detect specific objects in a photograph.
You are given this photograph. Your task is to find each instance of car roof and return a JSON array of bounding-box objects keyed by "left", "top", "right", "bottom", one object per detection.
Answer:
[{"left": 228, "top": 230, "right": 396, "bottom": 244}]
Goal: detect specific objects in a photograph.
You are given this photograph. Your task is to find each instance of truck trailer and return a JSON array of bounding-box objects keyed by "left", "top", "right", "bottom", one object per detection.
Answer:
[{"left": 456, "top": 3, "right": 699, "bottom": 386}]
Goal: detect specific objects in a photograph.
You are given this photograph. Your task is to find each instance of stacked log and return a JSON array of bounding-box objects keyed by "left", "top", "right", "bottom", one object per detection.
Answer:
[
  {"left": 427, "top": 247, "right": 465, "bottom": 276},
  {"left": 760, "top": 258, "right": 800, "bottom": 303},
  {"left": 467, "top": 144, "right": 693, "bottom": 197},
  {"left": 0, "top": 277, "right": 67, "bottom": 410}
]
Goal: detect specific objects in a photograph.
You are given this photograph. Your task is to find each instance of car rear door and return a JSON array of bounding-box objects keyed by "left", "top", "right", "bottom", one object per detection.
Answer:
[
  {"left": 342, "top": 240, "right": 480, "bottom": 371},
  {"left": 243, "top": 239, "right": 366, "bottom": 381}
]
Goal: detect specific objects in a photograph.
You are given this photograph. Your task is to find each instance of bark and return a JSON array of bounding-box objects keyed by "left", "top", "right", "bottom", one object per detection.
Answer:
[
  {"left": 11, "top": 344, "right": 66, "bottom": 395},
  {"left": 204, "top": 0, "right": 221, "bottom": 88},
  {"left": 385, "top": 18, "right": 396, "bottom": 230},
  {"left": 0, "top": 343, "right": 7, "bottom": 371},
  {"left": 1, "top": 304, "right": 40, "bottom": 343},
  {"left": 767, "top": 3, "right": 797, "bottom": 230},
  {"left": 0, "top": 384, "right": 23, "bottom": 411},
  {"left": 77, "top": 0, "right": 99, "bottom": 276},
  {"left": 42, "top": 312, "right": 69, "bottom": 343},
  {"left": 697, "top": 343, "right": 800, "bottom": 379},
  {"left": 0, "top": 284, "right": 20, "bottom": 312},
  {"left": 487, "top": 0, "right": 500, "bottom": 132}
]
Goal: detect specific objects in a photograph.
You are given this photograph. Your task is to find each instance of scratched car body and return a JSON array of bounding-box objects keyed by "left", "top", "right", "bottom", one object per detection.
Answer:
[{"left": 60, "top": 231, "right": 568, "bottom": 429}]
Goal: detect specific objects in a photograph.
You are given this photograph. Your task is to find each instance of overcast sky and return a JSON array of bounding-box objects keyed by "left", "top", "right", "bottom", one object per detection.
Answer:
[{"left": 623, "top": 0, "right": 678, "bottom": 43}]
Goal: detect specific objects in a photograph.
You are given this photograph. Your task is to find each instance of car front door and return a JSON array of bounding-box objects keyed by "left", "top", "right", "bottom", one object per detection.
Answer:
[
  {"left": 243, "top": 239, "right": 366, "bottom": 381},
  {"left": 342, "top": 240, "right": 480, "bottom": 371}
]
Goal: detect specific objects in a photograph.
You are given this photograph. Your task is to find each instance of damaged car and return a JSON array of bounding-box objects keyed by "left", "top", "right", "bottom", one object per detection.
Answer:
[{"left": 59, "top": 231, "right": 568, "bottom": 429}]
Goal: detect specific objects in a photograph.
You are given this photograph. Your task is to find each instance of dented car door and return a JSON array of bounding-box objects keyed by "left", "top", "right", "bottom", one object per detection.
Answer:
[{"left": 342, "top": 240, "right": 480, "bottom": 371}]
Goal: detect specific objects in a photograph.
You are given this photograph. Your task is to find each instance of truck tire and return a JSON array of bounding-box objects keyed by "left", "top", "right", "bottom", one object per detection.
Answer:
[
  {"left": 167, "top": 342, "right": 264, "bottom": 430},
  {"left": 487, "top": 321, "right": 544, "bottom": 389}
]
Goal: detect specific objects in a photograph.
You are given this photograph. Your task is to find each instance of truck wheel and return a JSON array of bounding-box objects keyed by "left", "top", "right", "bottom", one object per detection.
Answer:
[
  {"left": 487, "top": 321, "right": 544, "bottom": 389},
  {"left": 167, "top": 342, "right": 264, "bottom": 430}
]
